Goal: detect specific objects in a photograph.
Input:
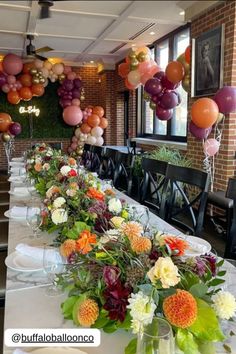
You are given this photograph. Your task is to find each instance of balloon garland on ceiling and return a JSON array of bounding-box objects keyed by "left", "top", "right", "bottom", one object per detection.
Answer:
[{"left": 0, "top": 53, "right": 109, "bottom": 153}]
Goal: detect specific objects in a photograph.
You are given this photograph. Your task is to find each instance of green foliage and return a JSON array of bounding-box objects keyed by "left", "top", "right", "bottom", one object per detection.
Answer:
[
  {"left": 125, "top": 338, "right": 137, "bottom": 354},
  {"left": 0, "top": 82, "right": 73, "bottom": 139},
  {"left": 66, "top": 221, "right": 91, "bottom": 239},
  {"left": 61, "top": 296, "right": 78, "bottom": 320},
  {"left": 133, "top": 145, "right": 192, "bottom": 177},
  {"left": 176, "top": 329, "right": 199, "bottom": 354}
]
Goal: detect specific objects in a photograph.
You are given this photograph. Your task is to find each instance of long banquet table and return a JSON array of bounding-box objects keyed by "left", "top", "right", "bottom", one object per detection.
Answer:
[{"left": 3, "top": 187, "right": 236, "bottom": 354}]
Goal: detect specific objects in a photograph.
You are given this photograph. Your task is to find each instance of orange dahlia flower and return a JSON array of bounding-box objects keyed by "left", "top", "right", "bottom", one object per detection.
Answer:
[
  {"left": 77, "top": 298, "right": 99, "bottom": 327},
  {"left": 68, "top": 157, "right": 77, "bottom": 166},
  {"left": 163, "top": 289, "right": 197, "bottom": 328},
  {"left": 60, "top": 239, "right": 76, "bottom": 257},
  {"left": 76, "top": 230, "right": 97, "bottom": 254},
  {"left": 105, "top": 189, "right": 116, "bottom": 197},
  {"left": 69, "top": 182, "right": 79, "bottom": 190},
  {"left": 86, "top": 187, "right": 105, "bottom": 201},
  {"left": 130, "top": 236, "right": 152, "bottom": 254},
  {"left": 164, "top": 236, "right": 189, "bottom": 256},
  {"left": 121, "top": 221, "right": 143, "bottom": 240},
  {"left": 34, "top": 162, "right": 42, "bottom": 172}
]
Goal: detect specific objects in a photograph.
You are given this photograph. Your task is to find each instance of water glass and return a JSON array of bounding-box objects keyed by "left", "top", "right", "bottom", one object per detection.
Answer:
[
  {"left": 221, "top": 259, "right": 236, "bottom": 297},
  {"left": 26, "top": 206, "right": 42, "bottom": 238},
  {"left": 101, "top": 179, "right": 114, "bottom": 192},
  {"left": 43, "top": 244, "right": 66, "bottom": 296},
  {"left": 137, "top": 317, "right": 174, "bottom": 354},
  {"left": 128, "top": 204, "right": 150, "bottom": 233}
]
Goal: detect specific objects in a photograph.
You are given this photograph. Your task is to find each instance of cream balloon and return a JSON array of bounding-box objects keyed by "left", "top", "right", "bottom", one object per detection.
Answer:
[
  {"left": 74, "top": 127, "right": 81, "bottom": 138},
  {"left": 41, "top": 67, "right": 49, "bottom": 78},
  {"left": 91, "top": 126, "right": 104, "bottom": 137},
  {"left": 52, "top": 63, "right": 64, "bottom": 75},
  {"left": 43, "top": 79, "right": 49, "bottom": 87},
  {"left": 34, "top": 59, "right": 44, "bottom": 69},
  {"left": 127, "top": 70, "right": 141, "bottom": 86},
  {"left": 44, "top": 61, "right": 53, "bottom": 70},
  {"left": 86, "top": 135, "right": 96, "bottom": 145},
  {"left": 95, "top": 137, "right": 104, "bottom": 146}
]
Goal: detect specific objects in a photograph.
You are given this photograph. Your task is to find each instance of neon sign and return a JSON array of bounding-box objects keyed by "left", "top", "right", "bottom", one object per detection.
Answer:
[{"left": 19, "top": 106, "right": 40, "bottom": 117}]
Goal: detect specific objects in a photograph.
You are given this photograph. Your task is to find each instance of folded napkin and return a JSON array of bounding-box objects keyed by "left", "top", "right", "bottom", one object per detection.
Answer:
[
  {"left": 13, "top": 187, "right": 29, "bottom": 195},
  {"left": 12, "top": 157, "right": 24, "bottom": 162},
  {"left": 9, "top": 161, "right": 25, "bottom": 167},
  {"left": 10, "top": 167, "right": 26, "bottom": 175},
  {"left": 8, "top": 175, "right": 25, "bottom": 182},
  {"left": 16, "top": 243, "right": 63, "bottom": 264},
  {"left": 10, "top": 206, "right": 36, "bottom": 218},
  {"left": 187, "top": 240, "right": 208, "bottom": 254}
]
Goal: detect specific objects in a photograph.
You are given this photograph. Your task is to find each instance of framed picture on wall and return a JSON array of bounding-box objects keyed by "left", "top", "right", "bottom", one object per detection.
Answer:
[{"left": 191, "top": 25, "right": 224, "bottom": 97}]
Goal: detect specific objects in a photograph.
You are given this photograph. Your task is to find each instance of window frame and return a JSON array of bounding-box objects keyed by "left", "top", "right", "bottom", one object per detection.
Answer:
[{"left": 137, "top": 24, "right": 190, "bottom": 143}]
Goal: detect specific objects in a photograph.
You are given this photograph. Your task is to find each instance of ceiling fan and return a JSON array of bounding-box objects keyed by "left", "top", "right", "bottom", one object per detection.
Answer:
[{"left": 24, "top": 34, "right": 54, "bottom": 61}]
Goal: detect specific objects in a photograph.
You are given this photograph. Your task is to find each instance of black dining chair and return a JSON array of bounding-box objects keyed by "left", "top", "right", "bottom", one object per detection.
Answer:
[
  {"left": 90, "top": 146, "right": 104, "bottom": 173},
  {"left": 99, "top": 148, "right": 117, "bottom": 180},
  {"left": 159, "top": 164, "right": 210, "bottom": 236},
  {"left": 81, "top": 143, "right": 93, "bottom": 170},
  {"left": 113, "top": 151, "right": 135, "bottom": 195},
  {"left": 224, "top": 178, "right": 236, "bottom": 259},
  {"left": 140, "top": 157, "right": 169, "bottom": 214}
]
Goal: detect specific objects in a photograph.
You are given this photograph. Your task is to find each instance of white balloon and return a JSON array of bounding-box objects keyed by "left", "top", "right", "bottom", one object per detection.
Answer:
[
  {"left": 91, "top": 126, "right": 104, "bottom": 137},
  {"left": 34, "top": 59, "right": 44, "bottom": 69},
  {"left": 74, "top": 127, "right": 81, "bottom": 138},
  {"left": 50, "top": 78, "right": 56, "bottom": 83},
  {"left": 41, "top": 67, "right": 49, "bottom": 78},
  {"left": 43, "top": 79, "right": 49, "bottom": 87},
  {"left": 86, "top": 136, "right": 96, "bottom": 145},
  {"left": 95, "top": 137, "right": 104, "bottom": 146}
]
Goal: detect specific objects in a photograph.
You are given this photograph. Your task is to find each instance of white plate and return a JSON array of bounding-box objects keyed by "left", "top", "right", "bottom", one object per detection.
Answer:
[
  {"left": 4, "top": 210, "right": 26, "bottom": 220},
  {"left": 11, "top": 157, "right": 24, "bottom": 162},
  {"left": 182, "top": 236, "right": 211, "bottom": 256},
  {"left": 29, "top": 348, "right": 87, "bottom": 354},
  {"left": 5, "top": 251, "right": 43, "bottom": 272}
]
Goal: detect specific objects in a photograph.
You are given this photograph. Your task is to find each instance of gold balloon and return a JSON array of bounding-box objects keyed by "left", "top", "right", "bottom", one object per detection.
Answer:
[
  {"left": 129, "top": 50, "right": 137, "bottom": 60},
  {"left": 216, "top": 112, "right": 224, "bottom": 124},
  {"left": 177, "top": 53, "right": 190, "bottom": 75},
  {"left": 149, "top": 101, "right": 156, "bottom": 110},
  {"left": 35, "top": 73, "right": 40, "bottom": 78},
  {"left": 137, "top": 51, "right": 148, "bottom": 62},
  {"left": 59, "top": 74, "right": 66, "bottom": 81},
  {"left": 30, "top": 68, "right": 37, "bottom": 75},
  {"left": 76, "top": 148, "right": 83, "bottom": 156},
  {"left": 38, "top": 70, "right": 43, "bottom": 75},
  {"left": 39, "top": 78, "right": 45, "bottom": 84},
  {"left": 80, "top": 95, "right": 85, "bottom": 101},
  {"left": 143, "top": 92, "right": 151, "bottom": 101},
  {"left": 1, "top": 133, "right": 11, "bottom": 142},
  {"left": 182, "top": 75, "right": 190, "bottom": 93},
  {"left": 32, "top": 77, "right": 40, "bottom": 84},
  {"left": 130, "top": 58, "right": 139, "bottom": 70}
]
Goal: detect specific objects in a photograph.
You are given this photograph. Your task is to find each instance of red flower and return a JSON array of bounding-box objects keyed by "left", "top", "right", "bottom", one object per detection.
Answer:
[
  {"left": 103, "top": 281, "right": 132, "bottom": 322},
  {"left": 103, "top": 266, "right": 121, "bottom": 287},
  {"left": 68, "top": 169, "right": 77, "bottom": 177}
]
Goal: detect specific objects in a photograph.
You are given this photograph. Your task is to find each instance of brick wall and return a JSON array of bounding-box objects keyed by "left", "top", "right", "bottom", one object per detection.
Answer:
[{"left": 187, "top": 0, "right": 236, "bottom": 191}]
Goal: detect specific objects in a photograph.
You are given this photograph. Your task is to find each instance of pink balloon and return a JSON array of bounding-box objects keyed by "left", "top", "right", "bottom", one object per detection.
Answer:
[
  {"left": 2, "top": 54, "right": 23, "bottom": 75},
  {"left": 76, "top": 74, "right": 82, "bottom": 80},
  {"left": 72, "top": 98, "right": 80, "bottom": 106},
  {"left": 88, "top": 108, "right": 92, "bottom": 114},
  {"left": 148, "top": 62, "right": 160, "bottom": 77},
  {"left": 15, "top": 81, "right": 22, "bottom": 90},
  {"left": 67, "top": 147, "right": 73, "bottom": 154},
  {"left": 64, "top": 66, "right": 72, "bottom": 75},
  {"left": 203, "top": 138, "right": 220, "bottom": 156},
  {"left": 2, "top": 84, "right": 10, "bottom": 93},
  {"left": 72, "top": 136, "right": 78, "bottom": 143},
  {"left": 67, "top": 72, "right": 76, "bottom": 80},
  {"left": 7, "top": 75, "right": 16, "bottom": 84},
  {"left": 71, "top": 142, "right": 78, "bottom": 151},
  {"left": 63, "top": 106, "right": 83, "bottom": 126},
  {"left": 11, "top": 87, "right": 17, "bottom": 92},
  {"left": 141, "top": 71, "right": 153, "bottom": 85},
  {"left": 138, "top": 61, "right": 152, "bottom": 74}
]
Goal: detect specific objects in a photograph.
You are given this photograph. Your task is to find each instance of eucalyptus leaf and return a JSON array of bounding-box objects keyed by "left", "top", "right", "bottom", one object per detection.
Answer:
[{"left": 125, "top": 338, "right": 137, "bottom": 354}]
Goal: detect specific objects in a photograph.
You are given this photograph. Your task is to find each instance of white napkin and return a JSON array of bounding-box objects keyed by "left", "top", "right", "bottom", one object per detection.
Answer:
[
  {"left": 187, "top": 240, "right": 208, "bottom": 254},
  {"left": 12, "top": 157, "right": 24, "bottom": 162},
  {"left": 13, "top": 187, "right": 29, "bottom": 195},
  {"left": 15, "top": 243, "right": 63, "bottom": 263},
  {"left": 8, "top": 176, "right": 25, "bottom": 182},
  {"left": 10, "top": 167, "right": 26, "bottom": 175},
  {"left": 9, "top": 161, "right": 25, "bottom": 167}
]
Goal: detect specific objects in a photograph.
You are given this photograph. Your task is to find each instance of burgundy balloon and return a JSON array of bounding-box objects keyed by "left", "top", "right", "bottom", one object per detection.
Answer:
[
  {"left": 144, "top": 78, "right": 162, "bottom": 96},
  {"left": 60, "top": 98, "right": 72, "bottom": 108},
  {"left": 57, "top": 87, "right": 65, "bottom": 97},
  {"left": 214, "top": 86, "right": 236, "bottom": 114},
  {"left": 189, "top": 121, "right": 212, "bottom": 140},
  {"left": 160, "top": 91, "right": 179, "bottom": 109},
  {"left": 62, "top": 93, "right": 72, "bottom": 100},
  {"left": 154, "top": 71, "right": 165, "bottom": 81},
  {"left": 62, "top": 79, "right": 74, "bottom": 92},
  {"left": 72, "top": 88, "right": 81, "bottom": 99},
  {"left": 152, "top": 94, "right": 161, "bottom": 104},
  {"left": 172, "top": 91, "right": 181, "bottom": 105},
  {"left": 9, "top": 122, "right": 21, "bottom": 136},
  {"left": 161, "top": 75, "right": 180, "bottom": 90},
  {"left": 156, "top": 106, "right": 173, "bottom": 121},
  {"left": 73, "top": 78, "right": 82, "bottom": 89},
  {"left": 0, "top": 73, "right": 7, "bottom": 87}
]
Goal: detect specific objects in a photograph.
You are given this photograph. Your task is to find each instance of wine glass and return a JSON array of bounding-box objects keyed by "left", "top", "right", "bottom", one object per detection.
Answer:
[
  {"left": 101, "top": 179, "right": 114, "bottom": 192},
  {"left": 43, "top": 244, "right": 66, "bottom": 296},
  {"left": 26, "top": 206, "right": 42, "bottom": 238},
  {"left": 137, "top": 316, "right": 174, "bottom": 354},
  {"left": 128, "top": 204, "right": 150, "bottom": 234},
  {"left": 25, "top": 177, "right": 38, "bottom": 200}
]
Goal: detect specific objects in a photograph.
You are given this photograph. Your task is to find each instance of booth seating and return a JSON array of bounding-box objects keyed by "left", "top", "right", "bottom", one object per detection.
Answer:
[{"left": 224, "top": 178, "right": 236, "bottom": 259}]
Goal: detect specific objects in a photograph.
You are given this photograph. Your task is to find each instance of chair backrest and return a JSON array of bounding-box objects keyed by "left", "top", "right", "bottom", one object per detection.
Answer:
[
  {"left": 90, "top": 146, "right": 104, "bottom": 173},
  {"left": 160, "top": 164, "right": 210, "bottom": 236},
  {"left": 48, "top": 142, "right": 62, "bottom": 150},
  {"left": 140, "top": 157, "right": 168, "bottom": 213},
  {"left": 82, "top": 144, "right": 93, "bottom": 170},
  {"left": 113, "top": 151, "right": 134, "bottom": 193},
  {"left": 225, "top": 178, "right": 236, "bottom": 258},
  {"left": 99, "top": 148, "right": 117, "bottom": 180}
]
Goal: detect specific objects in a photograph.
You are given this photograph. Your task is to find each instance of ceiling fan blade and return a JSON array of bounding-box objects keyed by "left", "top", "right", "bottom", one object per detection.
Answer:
[
  {"left": 35, "top": 46, "right": 54, "bottom": 53},
  {"left": 35, "top": 53, "right": 48, "bottom": 61}
]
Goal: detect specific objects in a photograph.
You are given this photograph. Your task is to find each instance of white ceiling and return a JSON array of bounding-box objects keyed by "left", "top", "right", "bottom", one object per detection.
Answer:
[{"left": 0, "top": 0, "right": 219, "bottom": 67}]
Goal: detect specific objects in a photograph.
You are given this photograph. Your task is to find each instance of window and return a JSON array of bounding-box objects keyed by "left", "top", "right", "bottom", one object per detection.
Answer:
[{"left": 139, "top": 26, "right": 190, "bottom": 142}]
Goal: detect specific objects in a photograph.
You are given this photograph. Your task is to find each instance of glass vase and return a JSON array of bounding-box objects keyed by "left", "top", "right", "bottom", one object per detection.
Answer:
[{"left": 137, "top": 317, "right": 174, "bottom": 354}]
